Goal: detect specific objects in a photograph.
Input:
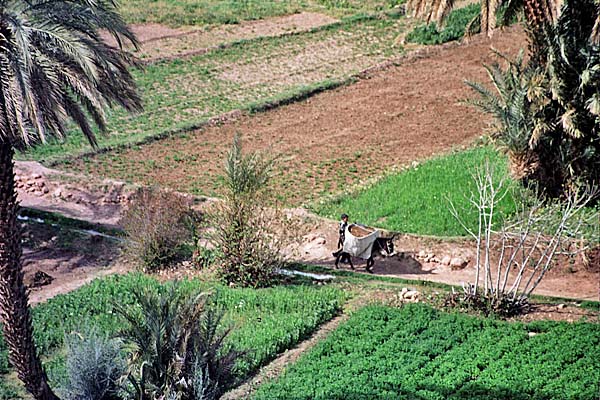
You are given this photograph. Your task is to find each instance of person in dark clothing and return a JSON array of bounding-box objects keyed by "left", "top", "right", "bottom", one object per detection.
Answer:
[
  {"left": 334, "top": 213, "right": 350, "bottom": 263},
  {"left": 338, "top": 213, "right": 349, "bottom": 249}
]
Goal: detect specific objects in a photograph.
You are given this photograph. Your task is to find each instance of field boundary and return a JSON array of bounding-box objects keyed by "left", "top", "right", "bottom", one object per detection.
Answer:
[
  {"left": 45, "top": 25, "right": 522, "bottom": 167},
  {"left": 141, "top": 11, "right": 388, "bottom": 65},
  {"left": 221, "top": 312, "right": 350, "bottom": 400}
]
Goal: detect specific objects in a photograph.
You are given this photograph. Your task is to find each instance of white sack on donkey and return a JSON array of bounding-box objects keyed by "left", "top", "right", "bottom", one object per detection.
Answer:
[
  {"left": 342, "top": 224, "right": 380, "bottom": 260},
  {"left": 334, "top": 224, "right": 395, "bottom": 273}
]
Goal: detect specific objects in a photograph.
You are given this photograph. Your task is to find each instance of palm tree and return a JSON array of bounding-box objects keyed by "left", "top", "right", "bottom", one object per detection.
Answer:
[
  {"left": 406, "top": 0, "right": 559, "bottom": 47},
  {"left": 115, "top": 284, "right": 242, "bottom": 400},
  {"left": 0, "top": 1, "right": 142, "bottom": 399},
  {"left": 468, "top": 0, "right": 600, "bottom": 198}
]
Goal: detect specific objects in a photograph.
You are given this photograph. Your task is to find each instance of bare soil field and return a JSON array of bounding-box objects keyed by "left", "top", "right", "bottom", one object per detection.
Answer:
[
  {"left": 72, "top": 27, "right": 526, "bottom": 206},
  {"left": 126, "top": 13, "right": 339, "bottom": 62}
]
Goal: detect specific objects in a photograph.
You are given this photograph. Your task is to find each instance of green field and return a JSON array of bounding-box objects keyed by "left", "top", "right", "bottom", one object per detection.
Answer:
[
  {"left": 313, "top": 146, "right": 517, "bottom": 236},
  {"left": 21, "top": 13, "right": 406, "bottom": 164},
  {"left": 254, "top": 304, "right": 600, "bottom": 400},
  {"left": 0, "top": 273, "right": 346, "bottom": 398},
  {"left": 117, "top": 0, "right": 405, "bottom": 26}
]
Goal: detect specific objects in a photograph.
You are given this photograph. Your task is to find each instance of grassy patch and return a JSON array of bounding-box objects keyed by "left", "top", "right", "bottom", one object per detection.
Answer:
[
  {"left": 0, "top": 273, "right": 346, "bottom": 393},
  {"left": 20, "top": 14, "right": 406, "bottom": 164},
  {"left": 254, "top": 304, "right": 600, "bottom": 400},
  {"left": 406, "top": 4, "right": 481, "bottom": 45},
  {"left": 313, "top": 146, "right": 517, "bottom": 236},
  {"left": 117, "top": 0, "right": 405, "bottom": 26}
]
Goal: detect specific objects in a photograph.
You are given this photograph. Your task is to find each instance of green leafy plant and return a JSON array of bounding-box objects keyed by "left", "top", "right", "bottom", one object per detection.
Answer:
[
  {"left": 115, "top": 283, "right": 242, "bottom": 400},
  {"left": 255, "top": 304, "right": 600, "bottom": 400}
]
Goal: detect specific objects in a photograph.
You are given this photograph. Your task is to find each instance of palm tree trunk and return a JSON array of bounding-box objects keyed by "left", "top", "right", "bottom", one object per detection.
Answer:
[
  {"left": 524, "top": 0, "right": 553, "bottom": 67},
  {"left": 0, "top": 141, "right": 60, "bottom": 400}
]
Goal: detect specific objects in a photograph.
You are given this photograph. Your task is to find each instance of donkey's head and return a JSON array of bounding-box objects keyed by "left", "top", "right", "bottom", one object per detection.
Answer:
[{"left": 379, "top": 235, "right": 396, "bottom": 256}]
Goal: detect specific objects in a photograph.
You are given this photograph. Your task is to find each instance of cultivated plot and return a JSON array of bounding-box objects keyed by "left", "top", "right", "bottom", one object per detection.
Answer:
[{"left": 66, "top": 28, "right": 526, "bottom": 206}]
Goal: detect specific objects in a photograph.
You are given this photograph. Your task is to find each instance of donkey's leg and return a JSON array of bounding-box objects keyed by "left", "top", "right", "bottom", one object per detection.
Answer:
[
  {"left": 366, "top": 257, "right": 374, "bottom": 273},
  {"left": 348, "top": 256, "right": 354, "bottom": 270},
  {"left": 335, "top": 252, "right": 342, "bottom": 269}
]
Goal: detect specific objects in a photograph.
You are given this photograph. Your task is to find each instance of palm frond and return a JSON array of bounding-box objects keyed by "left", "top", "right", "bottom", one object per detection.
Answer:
[{"left": 0, "top": 0, "right": 142, "bottom": 150}]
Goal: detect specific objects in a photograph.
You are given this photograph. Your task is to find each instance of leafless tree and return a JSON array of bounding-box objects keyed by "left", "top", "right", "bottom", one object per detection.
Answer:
[{"left": 449, "top": 161, "right": 599, "bottom": 313}]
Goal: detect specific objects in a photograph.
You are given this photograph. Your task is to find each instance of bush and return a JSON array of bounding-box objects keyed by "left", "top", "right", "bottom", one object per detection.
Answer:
[
  {"left": 61, "top": 331, "right": 126, "bottom": 400},
  {"left": 115, "top": 282, "right": 242, "bottom": 400},
  {"left": 209, "top": 134, "right": 297, "bottom": 287},
  {"left": 121, "top": 187, "right": 194, "bottom": 271}
]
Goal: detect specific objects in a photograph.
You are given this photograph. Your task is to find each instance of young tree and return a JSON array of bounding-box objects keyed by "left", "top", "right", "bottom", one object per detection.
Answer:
[
  {"left": 450, "top": 162, "right": 599, "bottom": 316},
  {"left": 0, "top": 2, "right": 141, "bottom": 399}
]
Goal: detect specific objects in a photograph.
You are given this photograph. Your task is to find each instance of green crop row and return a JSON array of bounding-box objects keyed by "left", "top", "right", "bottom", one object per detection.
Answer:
[
  {"left": 254, "top": 304, "right": 600, "bottom": 400},
  {"left": 0, "top": 273, "right": 346, "bottom": 396}
]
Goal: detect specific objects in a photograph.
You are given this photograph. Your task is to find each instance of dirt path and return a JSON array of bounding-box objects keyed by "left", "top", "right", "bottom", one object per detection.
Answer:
[
  {"left": 297, "top": 216, "right": 599, "bottom": 301},
  {"left": 76, "top": 27, "right": 527, "bottom": 206},
  {"left": 221, "top": 312, "right": 348, "bottom": 400}
]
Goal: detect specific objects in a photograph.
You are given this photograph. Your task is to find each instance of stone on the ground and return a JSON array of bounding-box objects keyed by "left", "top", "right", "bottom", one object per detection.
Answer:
[
  {"left": 450, "top": 257, "right": 468, "bottom": 269},
  {"left": 441, "top": 256, "right": 452, "bottom": 266},
  {"left": 314, "top": 237, "right": 326, "bottom": 245}
]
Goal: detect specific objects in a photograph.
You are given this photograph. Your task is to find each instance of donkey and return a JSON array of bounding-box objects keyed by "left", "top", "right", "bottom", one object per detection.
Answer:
[{"left": 333, "top": 236, "right": 396, "bottom": 273}]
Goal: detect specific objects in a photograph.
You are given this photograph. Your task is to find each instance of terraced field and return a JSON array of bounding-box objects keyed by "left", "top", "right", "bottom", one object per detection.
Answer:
[
  {"left": 63, "top": 28, "right": 526, "bottom": 206},
  {"left": 116, "top": 0, "right": 405, "bottom": 26},
  {"left": 23, "top": 13, "right": 407, "bottom": 163}
]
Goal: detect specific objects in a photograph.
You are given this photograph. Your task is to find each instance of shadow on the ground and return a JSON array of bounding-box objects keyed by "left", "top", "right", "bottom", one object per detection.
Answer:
[{"left": 302, "top": 251, "right": 432, "bottom": 276}]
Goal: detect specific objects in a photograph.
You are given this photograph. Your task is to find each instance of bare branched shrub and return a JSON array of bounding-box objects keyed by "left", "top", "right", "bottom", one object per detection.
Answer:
[
  {"left": 121, "top": 187, "right": 193, "bottom": 271},
  {"left": 61, "top": 331, "right": 126, "bottom": 400},
  {"left": 449, "top": 161, "right": 599, "bottom": 317},
  {"left": 207, "top": 134, "right": 298, "bottom": 288}
]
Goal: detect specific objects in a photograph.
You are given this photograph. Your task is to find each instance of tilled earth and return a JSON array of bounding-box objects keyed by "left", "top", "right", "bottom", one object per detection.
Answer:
[{"left": 72, "top": 27, "right": 527, "bottom": 205}]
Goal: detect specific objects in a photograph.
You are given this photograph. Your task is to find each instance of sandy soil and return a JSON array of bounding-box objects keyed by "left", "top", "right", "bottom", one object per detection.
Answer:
[
  {"left": 102, "top": 13, "right": 338, "bottom": 63},
  {"left": 75, "top": 27, "right": 528, "bottom": 206}
]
